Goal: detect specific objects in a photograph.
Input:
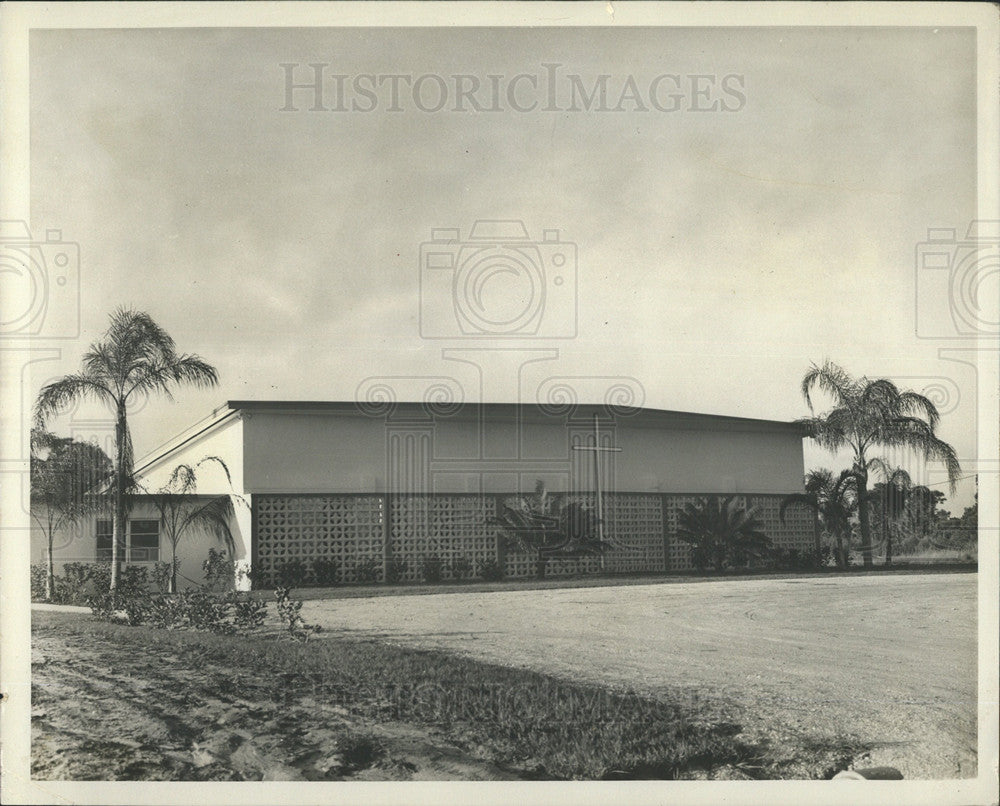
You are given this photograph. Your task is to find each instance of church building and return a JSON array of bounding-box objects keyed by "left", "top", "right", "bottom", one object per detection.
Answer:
[{"left": 32, "top": 400, "right": 817, "bottom": 589}]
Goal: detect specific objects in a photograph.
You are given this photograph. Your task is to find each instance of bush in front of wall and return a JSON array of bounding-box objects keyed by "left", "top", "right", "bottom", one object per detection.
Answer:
[
  {"left": 385, "top": 557, "right": 408, "bottom": 585},
  {"left": 420, "top": 555, "right": 445, "bottom": 584},
  {"left": 312, "top": 557, "right": 340, "bottom": 587},
  {"left": 275, "top": 558, "right": 309, "bottom": 589},
  {"left": 352, "top": 556, "right": 382, "bottom": 584},
  {"left": 477, "top": 558, "right": 505, "bottom": 582},
  {"left": 449, "top": 555, "right": 473, "bottom": 581}
]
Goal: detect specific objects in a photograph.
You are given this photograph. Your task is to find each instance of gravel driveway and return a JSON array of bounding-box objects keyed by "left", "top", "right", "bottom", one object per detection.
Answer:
[{"left": 303, "top": 572, "right": 978, "bottom": 779}]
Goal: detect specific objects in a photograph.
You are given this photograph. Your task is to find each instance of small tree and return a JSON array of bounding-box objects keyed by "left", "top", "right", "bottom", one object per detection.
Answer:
[
  {"left": 145, "top": 457, "right": 244, "bottom": 593},
  {"left": 780, "top": 468, "right": 857, "bottom": 568},
  {"left": 30, "top": 429, "right": 112, "bottom": 599},
  {"left": 868, "top": 469, "right": 940, "bottom": 564},
  {"left": 489, "top": 480, "right": 606, "bottom": 579},
  {"left": 676, "top": 496, "right": 771, "bottom": 572}
]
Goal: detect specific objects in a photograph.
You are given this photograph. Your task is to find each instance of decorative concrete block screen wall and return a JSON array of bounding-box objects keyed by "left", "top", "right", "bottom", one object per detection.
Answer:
[
  {"left": 390, "top": 494, "right": 498, "bottom": 582},
  {"left": 253, "top": 492, "right": 816, "bottom": 586},
  {"left": 254, "top": 495, "right": 386, "bottom": 583}
]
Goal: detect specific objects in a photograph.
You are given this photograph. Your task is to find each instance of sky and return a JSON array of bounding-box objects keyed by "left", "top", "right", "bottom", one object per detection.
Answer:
[{"left": 22, "top": 24, "right": 986, "bottom": 509}]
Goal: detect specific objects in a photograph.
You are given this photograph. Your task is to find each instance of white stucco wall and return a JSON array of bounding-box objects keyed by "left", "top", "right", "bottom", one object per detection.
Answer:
[
  {"left": 131, "top": 412, "right": 252, "bottom": 585},
  {"left": 239, "top": 405, "right": 805, "bottom": 496},
  {"left": 135, "top": 413, "right": 245, "bottom": 496},
  {"left": 29, "top": 497, "right": 237, "bottom": 591}
]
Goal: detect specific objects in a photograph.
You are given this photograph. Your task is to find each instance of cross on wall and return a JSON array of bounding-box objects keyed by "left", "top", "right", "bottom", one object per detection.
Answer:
[{"left": 571, "top": 413, "right": 623, "bottom": 564}]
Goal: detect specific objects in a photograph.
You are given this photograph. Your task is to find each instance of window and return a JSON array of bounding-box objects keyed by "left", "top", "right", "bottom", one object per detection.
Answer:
[
  {"left": 96, "top": 519, "right": 113, "bottom": 562},
  {"left": 95, "top": 519, "right": 160, "bottom": 563},
  {"left": 129, "top": 520, "right": 160, "bottom": 562}
]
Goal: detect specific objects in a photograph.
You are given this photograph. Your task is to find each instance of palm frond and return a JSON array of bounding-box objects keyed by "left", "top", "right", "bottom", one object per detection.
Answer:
[
  {"left": 166, "top": 464, "right": 198, "bottom": 494},
  {"left": 801, "top": 360, "right": 857, "bottom": 413},
  {"left": 33, "top": 374, "right": 113, "bottom": 427},
  {"left": 179, "top": 495, "right": 237, "bottom": 554},
  {"left": 107, "top": 307, "right": 176, "bottom": 358},
  {"left": 196, "top": 456, "right": 234, "bottom": 488},
  {"left": 127, "top": 354, "right": 219, "bottom": 399},
  {"left": 779, "top": 493, "right": 818, "bottom": 523},
  {"left": 895, "top": 390, "right": 942, "bottom": 430}
]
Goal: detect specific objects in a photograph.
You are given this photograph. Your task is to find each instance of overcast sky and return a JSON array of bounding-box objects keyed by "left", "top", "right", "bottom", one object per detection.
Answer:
[{"left": 27, "top": 25, "right": 981, "bottom": 507}]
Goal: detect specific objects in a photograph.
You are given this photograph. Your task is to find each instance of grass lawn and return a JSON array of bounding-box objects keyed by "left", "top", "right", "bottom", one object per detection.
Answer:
[
  {"left": 296, "top": 571, "right": 977, "bottom": 779},
  {"left": 32, "top": 611, "right": 867, "bottom": 781}
]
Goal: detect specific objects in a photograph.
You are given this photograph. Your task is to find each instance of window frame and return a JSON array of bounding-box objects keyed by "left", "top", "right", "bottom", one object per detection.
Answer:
[{"left": 94, "top": 518, "right": 160, "bottom": 564}]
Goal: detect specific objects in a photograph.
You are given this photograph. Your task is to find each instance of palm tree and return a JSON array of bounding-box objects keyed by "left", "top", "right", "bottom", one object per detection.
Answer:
[
  {"left": 780, "top": 468, "right": 857, "bottom": 568},
  {"left": 676, "top": 496, "right": 771, "bottom": 572},
  {"left": 146, "top": 457, "right": 245, "bottom": 593},
  {"left": 797, "top": 360, "right": 960, "bottom": 568},
  {"left": 489, "top": 480, "right": 607, "bottom": 579},
  {"left": 33, "top": 308, "right": 218, "bottom": 596}
]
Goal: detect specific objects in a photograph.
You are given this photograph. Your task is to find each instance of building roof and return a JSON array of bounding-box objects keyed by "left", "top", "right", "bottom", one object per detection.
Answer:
[{"left": 224, "top": 399, "right": 804, "bottom": 431}]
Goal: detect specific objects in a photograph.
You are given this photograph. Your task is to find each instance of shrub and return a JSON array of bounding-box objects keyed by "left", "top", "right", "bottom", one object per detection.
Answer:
[
  {"left": 187, "top": 590, "right": 239, "bottom": 633},
  {"left": 449, "top": 555, "right": 473, "bottom": 581},
  {"left": 275, "top": 558, "right": 308, "bottom": 589},
  {"left": 86, "top": 565, "right": 150, "bottom": 620},
  {"left": 152, "top": 558, "right": 180, "bottom": 593},
  {"left": 385, "top": 557, "right": 408, "bottom": 585},
  {"left": 121, "top": 565, "right": 150, "bottom": 596},
  {"left": 146, "top": 593, "right": 190, "bottom": 629},
  {"left": 122, "top": 594, "right": 154, "bottom": 626},
  {"left": 30, "top": 563, "right": 47, "bottom": 600},
  {"left": 87, "top": 590, "right": 120, "bottom": 621},
  {"left": 312, "top": 558, "right": 340, "bottom": 587},
  {"left": 352, "top": 556, "right": 382, "bottom": 584},
  {"left": 275, "top": 586, "right": 320, "bottom": 641},
  {"left": 203, "top": 548, "right": 234, "bottom": 592},
  {"left": 420, "top": 555, "right": 444, "bottom": 584},
  {"left": 134, "top": 589, "right": 268, "bottom": 634},
  {"left": 87, "top": 563, "right": 112, "bottom": 594},
  {"left": 767, "top": 547, "right": 827, "bottom": 573},
  {"left": 477, "top": 557, "right": 504, "bottom": 582},
  {"left": 228, "top": 590, "right": 268, "bottom": 630},
  {"left": 59, "top": 562, "right": 100, "bottom": 604}
]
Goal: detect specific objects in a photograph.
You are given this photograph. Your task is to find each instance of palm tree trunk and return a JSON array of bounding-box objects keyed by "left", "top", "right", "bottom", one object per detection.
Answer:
[
  {"left": 46, "top": 529, "right": 54, "bottom": 601},
  {"left": 170, "top": 542, "right": 178, "bottom": 594},
  {"left": 111, "top": 403, "right": 128, "bottom": 595},
  {"left": 856, "top": 475, "right": 873, "bottom": 569}
]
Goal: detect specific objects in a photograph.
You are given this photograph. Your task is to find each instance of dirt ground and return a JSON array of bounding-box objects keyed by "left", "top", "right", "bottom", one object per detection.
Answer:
[
  {"left": 31, "top": 624, "right": 523, "bottom": 781},
  {"left": 302, "top": 571, "right": 978, "bottom": 779}
]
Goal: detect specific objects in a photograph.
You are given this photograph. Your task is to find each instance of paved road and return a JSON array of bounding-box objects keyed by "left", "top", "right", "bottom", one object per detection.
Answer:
[{"left": 303, "top": 572, "right": 978, "bottom": 778}]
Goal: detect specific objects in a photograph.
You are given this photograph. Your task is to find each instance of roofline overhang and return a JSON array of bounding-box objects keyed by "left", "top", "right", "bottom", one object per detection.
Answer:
[
  {"left": 132, "top": 405, "right": 241, "bottom": 479},
  {"left": 223, "top": 399, "right": 806, "bottom": 433}
]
